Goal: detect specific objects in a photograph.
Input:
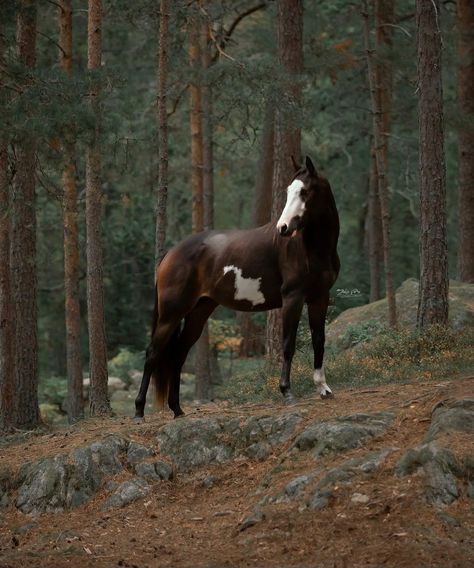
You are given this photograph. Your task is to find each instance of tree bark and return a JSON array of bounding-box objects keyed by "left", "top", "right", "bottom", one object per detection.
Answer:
[
  {"left": 416, "top": 0, "right": 449, "bottom": 328},
  {"left": 362, "top": 0, "right": 397, "bottom": 327},
  {"left": 238, "top": 100, "right": 274, "bottom": 358},
  {"left": 0, "top": 141, "right": 15, "bottom": 432},
  {"left": 155, "top": 0, "right": 169, "bottom": 267},
  {"left": 266, "top": 0, "right": 303, "bottom": 366},
  {"left": 86, "top": 0, "right": 111, "bottom": 416},
  {"left": 189, "top": 10, "right": 210, "bottom": 401},
  {"left": 11, "top": 0, "right": 40, "bottom": 429},
  {"left": 0, "top": 14, "right": 15, "bottom": 432},
  {"left": 457, "top": 0, "right": 474, "bottom": 282},
  {"left": 59, "top": 0, "right": 84, "bottom": 422},
  {"left": 366, "top": 0, "right": 393, "bottom": 303}
]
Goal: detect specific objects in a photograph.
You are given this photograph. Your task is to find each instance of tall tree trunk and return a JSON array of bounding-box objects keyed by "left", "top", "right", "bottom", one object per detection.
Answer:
[
  {"left": 367, "top": 146, "right": 383, "bottom": 301},
  {"left": 155, "top": 0, "right": 169, "bottom": 266},
  {"left": 366, "top": 0, "right": 393, "bottom": 302},
  {"left": 11, "top": 0, "right": 40, "bottom": 429},
  {"left": 0, "top": 15, "right": 15, "bottom": 432},
  {"left": 238, "top": 100, "right": 274, "bottom": 358},
  {"left": 253, "top": 102, "right": 275, "bottom": 228},
  {"left": 457, "top": 0, "right": 474, "bottom": 282},
  {"left": 59, "top": 0, "right": 84, "bottom": 422},
  {"left": 86, "top": 0, "right": 111, "bottom": 415},
  {"left": 362, "top": 0, "right": 397, "bottom": 328},
  {"left": 416, "top": 0, "right": 448, "bottom": 328},
  {"left": 189, "top": 11, "right": 210, "bottom": 401},
  {"left": 0, "top": 142, "right": 15, "bottom": 432},
  {"left": 266, "top": 0, "right": 303, "bottom": 365}
]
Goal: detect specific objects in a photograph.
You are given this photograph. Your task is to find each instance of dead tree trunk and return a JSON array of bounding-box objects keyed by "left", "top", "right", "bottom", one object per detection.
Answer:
[
  {"left": 86, "top": 0, "right": 111, "bottom": 416},
  {"left": 416, "top": 0, "right": 448, "bottom": 328},
  {"left": 155, "top": 0, "right": 169, "bottom": 266},
  {"left": 11, "top": 0, "right": 40, "bottom": 428},
  {"left": 362, "top": 0, "right": 397, "bottom": 328},
  {"left": 457, "top": 0, "right": 474, "bottom": 282},
  {"left": 59, "top": 0, "right": 84, "bottom": 422},
  {"left": 266, "top": 0, "right": 303, "bottom": 366}
]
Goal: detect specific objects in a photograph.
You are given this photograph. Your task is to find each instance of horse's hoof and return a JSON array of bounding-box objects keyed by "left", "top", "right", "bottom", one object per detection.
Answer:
[
  {"left": 173, "top": 408, "right": 185, "bottom": 419},
  {"left": 320, "top": 390, "right": 334, "bottom": 400},
  {"left": 284, "top": 393, "right": 297, "bottom": 405},
  {"left": 133, "top": 416, "right": 145, "bottom": 424}
]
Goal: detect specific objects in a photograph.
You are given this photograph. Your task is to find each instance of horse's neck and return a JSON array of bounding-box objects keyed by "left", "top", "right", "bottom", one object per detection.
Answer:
[{"left": 302, "top": 200, "right": 339, "bottom": 258}]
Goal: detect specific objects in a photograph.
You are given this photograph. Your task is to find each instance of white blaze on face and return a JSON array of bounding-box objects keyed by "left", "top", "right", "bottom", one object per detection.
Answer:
[
  {"left": 223, "top": 265, "right": 265, "bottom": 306},
  {"left": 313, "top": 367, "right": 333, "bottom": 398},
  {"left": 277, "top": 179, "right": 305, "bottom": 232}
]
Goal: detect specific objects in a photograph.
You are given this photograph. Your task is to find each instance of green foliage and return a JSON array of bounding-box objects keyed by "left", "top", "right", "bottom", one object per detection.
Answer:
[
  {"left": 108, "top": 348, "right": 144, "bottom": 384},
  {"left": 337, "top": 320, "right": 387, "bottom": 350},
  {"left": 38, "top": 376, "right": 68, "bottom": 409}
]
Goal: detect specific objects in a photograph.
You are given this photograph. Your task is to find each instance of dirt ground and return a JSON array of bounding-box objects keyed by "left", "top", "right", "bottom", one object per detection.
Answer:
[{"left": 1, "top": 377, "right": 473, "bottom": 568}]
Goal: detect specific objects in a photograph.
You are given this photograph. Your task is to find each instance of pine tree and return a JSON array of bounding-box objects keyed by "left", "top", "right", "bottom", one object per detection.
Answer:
[
  {"left": 11, "top": 0, "right": 40, "bottom": 428},
  {"left": 86, "top": 0, "right": 111, "bottom": 416},
  {"left": 59, "top": 0, "right": 84, "bottom": 422},
  {"left": 266, "top": 0, "right": 303, "bottom": 365},
  {"left": 457, "top": 0, "right": 474, "bottom": 282},
  {"left": 416, "top": 0, "right": 448, "bottom": 327}
]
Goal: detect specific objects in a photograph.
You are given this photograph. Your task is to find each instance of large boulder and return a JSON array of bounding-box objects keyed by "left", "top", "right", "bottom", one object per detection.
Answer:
[{"left": 327, "top": 279, "right": 474, "bottom": 346}]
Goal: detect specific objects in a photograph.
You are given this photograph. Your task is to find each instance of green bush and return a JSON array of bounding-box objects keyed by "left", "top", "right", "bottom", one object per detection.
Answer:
[{"left": 108, "top": 347, "right": 144, "bottom": 384}]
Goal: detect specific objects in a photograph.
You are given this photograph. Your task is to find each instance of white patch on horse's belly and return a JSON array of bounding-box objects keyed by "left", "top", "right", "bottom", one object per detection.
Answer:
[{"left": 223, "top": 265, "right": 265, "bottom": 306}]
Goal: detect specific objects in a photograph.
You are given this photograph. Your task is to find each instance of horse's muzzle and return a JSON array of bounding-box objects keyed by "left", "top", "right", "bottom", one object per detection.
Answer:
[{"left": 278, "top": 216, "right": 302, "bottom": 237}]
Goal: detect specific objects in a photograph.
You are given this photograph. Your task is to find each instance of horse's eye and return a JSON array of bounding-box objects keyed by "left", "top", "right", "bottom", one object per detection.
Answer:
[{"left": 300, "top": 189, "right": 308, "bottom": 199}]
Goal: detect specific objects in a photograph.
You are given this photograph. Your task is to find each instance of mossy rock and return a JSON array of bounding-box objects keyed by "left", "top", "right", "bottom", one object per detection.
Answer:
[{"left": 327, "top": 279, "right": 474, "bottom": 347}]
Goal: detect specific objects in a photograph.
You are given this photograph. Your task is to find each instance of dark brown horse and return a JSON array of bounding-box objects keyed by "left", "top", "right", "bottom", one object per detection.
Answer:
[{"left": 134, "top": 156, "right": 340, "bottom": 421}]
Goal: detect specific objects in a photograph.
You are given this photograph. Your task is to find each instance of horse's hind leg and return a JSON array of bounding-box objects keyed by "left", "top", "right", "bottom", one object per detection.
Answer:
[
  {"left": 167, "top": 297, "right": 217, "bottom": 418},
  {"left": 308, "top": 293, "right": 333, "bottom": 399},
  {"left": 134, "top": 315, "right": 182, "bottom": 422}
]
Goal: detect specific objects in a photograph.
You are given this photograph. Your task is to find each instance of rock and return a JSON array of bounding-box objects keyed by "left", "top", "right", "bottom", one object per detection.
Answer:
[
  {"left": 285, "top": 475, "right": 312, "bottom": 499},
  {"left": 127, "top": 442, "right": 154, "bottom": 466},
  {"left": 426, "top": 399, "right": 474, "bottom": 442},
  {"left": 102, "top": 478, "right": 150, "bottom": 510},
  {"left": 39, "top": 403, "right": 64, "bottom": 425},
  {"left": 16, "top": 456, "right": 69, "bottom": 514},
  {"left": 107, "top": 376, "right": 127, "bottom": 393},
  {"left": 157, "top": 412, "right": 303, "bottom": 472},
  {"left": 239, "top": 508, "right": 265, "bottom": 531},
  {"left": 128, "top": 369, "right": 142, "bottom": 387},
  {"left": 66, "top": 447, "right": 102, "bottom": 508},
  {"left": 294, "top": 412, "right": 395, "bottom": 458},
  {"left": 153, "top": 461, "right": 173, "bottom": 481},
  {"left": 326, "top": 279, "right": 474, "bottom": 347},
  {"left": 351, "top": 492, "right": 370, "bottom": 504},
  {"left": 308, "top": 488, "right": 333, "bottom": 510},
  {"left": 90, "top": 435, "right": 128, "bottom": 475},
  {"left": 395, "top": 443, "right": 460, "bottom": 505},
  {"left": 201, "top": 475, "right": 217, "bottom": 488}
]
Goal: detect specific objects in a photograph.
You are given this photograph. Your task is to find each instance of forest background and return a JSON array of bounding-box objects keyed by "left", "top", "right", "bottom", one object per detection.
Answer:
[{"left": 1, "top": 0, "right": 473, "bottom": 428}]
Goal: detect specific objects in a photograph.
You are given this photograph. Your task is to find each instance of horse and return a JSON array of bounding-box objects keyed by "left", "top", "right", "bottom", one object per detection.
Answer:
[{"left": 134, "top": 155, "right": 340, "bottom": 422}]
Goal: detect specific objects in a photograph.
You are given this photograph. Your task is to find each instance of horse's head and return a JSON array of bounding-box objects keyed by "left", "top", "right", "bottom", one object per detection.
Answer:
[{"left": 277, "top": 155, "right": 321, "bottom": 237}]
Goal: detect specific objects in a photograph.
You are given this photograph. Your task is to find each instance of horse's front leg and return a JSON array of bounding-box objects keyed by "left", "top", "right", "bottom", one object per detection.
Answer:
[
  {"left": 280, "top": 292, "right": 304, "bottom": 404},
  {"left": 308, "top": 294, "right": 333, "bottom": 399}
]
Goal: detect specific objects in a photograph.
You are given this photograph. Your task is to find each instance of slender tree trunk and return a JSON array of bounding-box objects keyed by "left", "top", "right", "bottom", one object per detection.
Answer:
[
  {"left": 367, "top": 146, "right": 383, "bottom": 301},
  {"left": 11, "top": 0, "right": 40, "bottom": 429},
  {"left": 457, "top": 0, "right": 474, "bottom": 282},
  {"left": 189, "top": 11, "right": 210, "bottom": 401},
  {"left": 253, "top": 102, "right": 275, "bottom": 228},
  {"left": 266, "top": 0, "right": 303, "bottom": 365},
  {"left": 416, "top": 0, "right": 448, "bottom": 328},
  {"left": 86, "top": 0, "right": 110, "bottom": 416},
  {"left": 238, "top": 101, "right": 274, "bottom": 357},
  {"left": 0, "top": 15, "right": 15, "bottom": 432},
  {"left": 0, "top": 141, "right": 15, "bottom": 432},
  {"left": 366, "top": 0, "right": 393, "bottom": 302},
  {"left": 59, "top": 0, "right": 83, "bottom": 422},
  {"left": 362, "top": 0, "right": 397, "bottom": 327},
  {"left": 155, "top": 0, "right": 169, "bottom": 266}
]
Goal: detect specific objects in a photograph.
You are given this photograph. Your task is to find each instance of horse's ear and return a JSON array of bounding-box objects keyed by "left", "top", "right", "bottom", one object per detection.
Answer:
[
  {"left": 305, "top": 155, "right": 317, "bottom": 176},
  {"left": 290, "top": 155, "right": 301, "bottom": 172}
]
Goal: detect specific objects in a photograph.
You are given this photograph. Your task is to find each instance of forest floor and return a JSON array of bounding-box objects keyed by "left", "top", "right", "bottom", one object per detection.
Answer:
[{"left": 1, "top": 375, "right": 473, "bottom": 568}]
